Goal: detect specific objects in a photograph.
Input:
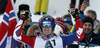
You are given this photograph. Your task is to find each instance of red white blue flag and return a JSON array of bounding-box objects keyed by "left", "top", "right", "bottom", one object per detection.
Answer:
[{"left": 0, "top": 0, "right": 19, "bottom": 48}]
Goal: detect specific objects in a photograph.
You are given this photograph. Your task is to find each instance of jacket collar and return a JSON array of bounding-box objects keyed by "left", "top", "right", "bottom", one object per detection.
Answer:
[{"left": 41, "top": 33, "right": 56, "bottom": 40}]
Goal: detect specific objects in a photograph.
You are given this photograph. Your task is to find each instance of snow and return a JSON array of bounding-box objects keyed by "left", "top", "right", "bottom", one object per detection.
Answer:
[{"left": 0, "top": 0, "right": 100, "bottom": 22}]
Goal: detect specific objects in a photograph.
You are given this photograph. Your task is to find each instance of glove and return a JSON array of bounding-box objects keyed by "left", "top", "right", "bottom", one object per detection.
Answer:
[
  {"left": 20, "top": 10, "right": 31, "bottom": 20},
  {"left": 68, "top": 8, "right": 80, "bottom": 20}
]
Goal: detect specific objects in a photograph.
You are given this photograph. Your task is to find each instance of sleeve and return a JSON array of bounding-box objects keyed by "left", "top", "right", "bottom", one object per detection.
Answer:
[
  {"left": 70, "top": 13, "right": 84, "bottom": 35},
  {"left": 60, "top": 18, "right": 84, "bottom": 47},
  {"left": 13, "top": 20, "right": 36, "bottom": 47},
  {"left": 79, "top": 13, "right": 84, "bottom": 22}
]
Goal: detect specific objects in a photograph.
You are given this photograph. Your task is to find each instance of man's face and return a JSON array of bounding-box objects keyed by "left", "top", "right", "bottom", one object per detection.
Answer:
[
  {"left": 86, "top": 12, "right": 95, "bottom": 21},
  {"left": 83, "top": 22, "right": 93, "bottom": 34},
  {"left": 42, "top": 21, "right": 52, "bottom": 35},
  {"left": 42, "top": 26, "right": 52, "bottom": 35}
]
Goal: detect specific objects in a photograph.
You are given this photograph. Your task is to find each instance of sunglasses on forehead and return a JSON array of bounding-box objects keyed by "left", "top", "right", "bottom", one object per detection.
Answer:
[{"left": 42, "top": 21, "right": 52, "bottom": 28}]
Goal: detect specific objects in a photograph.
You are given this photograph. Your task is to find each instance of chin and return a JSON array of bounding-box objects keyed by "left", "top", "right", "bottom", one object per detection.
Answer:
[{"left": 44, "top": 33, "right": 49, "bottom": 35}]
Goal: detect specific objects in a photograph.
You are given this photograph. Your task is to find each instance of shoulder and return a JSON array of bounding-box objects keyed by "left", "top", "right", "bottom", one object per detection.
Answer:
[{"left": 94, "top": 20, "right": 99, "bottom": 24}]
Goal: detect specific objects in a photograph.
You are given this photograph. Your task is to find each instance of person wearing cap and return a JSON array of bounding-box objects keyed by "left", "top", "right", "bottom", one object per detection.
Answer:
[
  {"left": 80, "top": 1, "right": 99, "bottom": 34},
  {"left": 13, "top": 14, "right": 84, "bottom": 48},
  {"left": 78, "top": 16, "right": 100, "bottom": 48},
  {"left": 17, "top": 4, "right": 30, "bottom": 18},
  {"left": 17, "top": 5, "right": 32, "bottom": 48},
  {"left": 68, "top": 7, "right": 100, "bottom": 47},
  {"left": 17, "top": 4, "right": 32, "bottom": 33},
  {"left": 18, "top": 8, "right": 32, "bottom": 35},
  {"left": 63, "top": 18, "right": 73, "bottom": 30}
]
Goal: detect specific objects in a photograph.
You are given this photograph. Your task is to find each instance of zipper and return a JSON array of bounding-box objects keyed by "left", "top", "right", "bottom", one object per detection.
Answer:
[{"left": 84, "top": 38, "right": 93, "bottom": 48}]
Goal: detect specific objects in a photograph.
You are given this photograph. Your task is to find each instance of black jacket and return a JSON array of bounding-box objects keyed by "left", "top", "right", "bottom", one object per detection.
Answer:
[
  {"left": 68, "top": 32, "right": 100, "bottom": 48},
  {"left": 78, "top": 32, "right": 100, "bottom": 47}
]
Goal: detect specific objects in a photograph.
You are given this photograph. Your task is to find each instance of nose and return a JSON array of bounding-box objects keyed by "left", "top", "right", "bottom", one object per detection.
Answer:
[
  {"left": 45, "top": 25, "right": 49, "bottom": 28},
  {"left": 85, "top": 25, "right": 89, "bottom": 29}
]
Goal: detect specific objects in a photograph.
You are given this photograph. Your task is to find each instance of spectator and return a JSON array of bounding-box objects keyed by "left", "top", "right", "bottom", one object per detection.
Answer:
[
  {"left": 78, "top": 16, "right": 100, "bottom": 48},
  {"left": 17, "top": 7, "right": 32, "bottom": 48},
  {"left": 62, "top": 14, "right": 73, "bottom": 30},
  {"left": 13, "top": 15, "right": 84, "bottom": 48},
  {"left": 34, "top": 0, "right": 49, "bottom": 15},
  {"left": 17, "top": 4, "right": 32, "bottom": 35}
]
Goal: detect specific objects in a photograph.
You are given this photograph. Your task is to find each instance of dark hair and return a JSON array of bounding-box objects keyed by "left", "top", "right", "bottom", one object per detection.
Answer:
[
  {"left": 83, "top": 16, "right": 94, "bottom": 28},
  {"left": 62, "top": 14, "right": 72, "bottom": 19},
  {"left": 87, "top": 10, "right": 97, "bottom": 20}
]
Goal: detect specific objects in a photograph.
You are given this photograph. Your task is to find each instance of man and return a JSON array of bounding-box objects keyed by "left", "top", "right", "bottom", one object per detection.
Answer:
[
  {"left": 17, "top": 4, "right": 32, "bottom": 35},
  {"left": 13, "top": 14, "right": 84, "bottom": 48},
  {"left": 18, "top": 10, "right": 32, "bottom": 48},
  {"left": 78, "top": 16, "right": 100, "bottom": 48},
  {"left": 17, "top": 4, "right": 32, "bottom": 34},
  {"left": 63, "top": 18, "right": 73, "bottom": 31}
]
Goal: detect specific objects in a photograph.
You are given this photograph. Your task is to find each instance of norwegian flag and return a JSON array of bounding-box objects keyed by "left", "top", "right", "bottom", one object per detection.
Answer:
[{"left": 0, "top": 0, "right": 19, "bottom": 48}]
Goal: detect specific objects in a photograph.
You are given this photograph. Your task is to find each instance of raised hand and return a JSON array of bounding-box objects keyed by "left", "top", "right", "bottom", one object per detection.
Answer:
[
  {"left": 20, "top": 10, "right": 31, "bottom": 20},
  {"left": 68, "top": 8, "right": 79, "bottom": 18},
  {"left": 80, "top": 1, "right": 90, "bottom": 11},
  {"left": 68, "top": 8, "right": 80, "bottom": 21}
]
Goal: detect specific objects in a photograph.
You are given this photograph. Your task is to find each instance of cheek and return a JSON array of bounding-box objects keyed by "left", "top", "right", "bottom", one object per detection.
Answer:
[
  {"left": 42, "top": 28, "right": 44, "bottom": 31},
  {"left": 89, "top": 27, "right": 93, "bottom": 30},
  {"left": 83, "top": 26, "right": 85, "bottom": 29},
  {"left": 49, "top": 28, "right": 52, "bottom": 31}
]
